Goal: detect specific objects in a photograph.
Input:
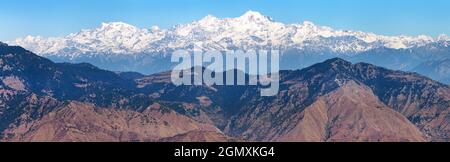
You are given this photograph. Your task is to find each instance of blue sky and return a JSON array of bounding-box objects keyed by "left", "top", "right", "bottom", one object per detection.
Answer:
[{"left": 1, "top": 0, "right": 449, "bottom": 41}]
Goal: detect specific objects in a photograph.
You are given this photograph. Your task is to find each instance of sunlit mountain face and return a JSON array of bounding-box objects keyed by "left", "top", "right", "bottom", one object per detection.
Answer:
[{"left": 8, "top": 11, "right": 450, "bottom": 84}]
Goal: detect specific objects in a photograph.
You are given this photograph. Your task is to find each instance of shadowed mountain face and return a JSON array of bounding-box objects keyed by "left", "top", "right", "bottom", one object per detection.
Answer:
[
  {"left": 0, "top": 42, "right": 449, "bottom": 142},
  {"left": 0, "top": 42, "right": 137, "bottom": 104}
]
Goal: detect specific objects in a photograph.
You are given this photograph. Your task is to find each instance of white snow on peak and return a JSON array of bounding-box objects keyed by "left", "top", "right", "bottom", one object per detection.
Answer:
[
  {"left": 241, "top": 10, "right": 264, "bottom": 18},
  {"left": 438, "top": 34, "right": 450, "bottom": 41},
  {"left": 198, "top": 15, "right": 219, "bottom": 24},
  {"left": 8, "top": 11, "right": 447, "bottom": 57},
  {"left": 150, "top": 26, "right": 160, "bottom": 31},
  {"left": 238, "top": 10, "right": 273, "bottom": 22}
]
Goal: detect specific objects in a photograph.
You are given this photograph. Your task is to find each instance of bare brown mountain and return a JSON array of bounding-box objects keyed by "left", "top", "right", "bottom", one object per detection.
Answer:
[
  {"left": 1, "top": 42, "right": 449, "bottom": 142},
  {"left": 275, "top": 81, "right": 426, "bottom": 142},
  {"left": 221, "top": 58, "right": 449, "bottom": 141},
  {"left": 2, "top": 101, "right": 221, "bottom": 142},
  {"left": 158, "top": 130, "right": 239, "bottom": 142}
]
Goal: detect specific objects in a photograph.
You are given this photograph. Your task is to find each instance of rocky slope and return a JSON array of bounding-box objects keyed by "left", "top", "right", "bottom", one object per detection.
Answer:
[
  {"left": 259, "top": 81, "right": 426, "bottom": 142},
  {"left": 1, "top": 42, "right": 449, "bottom": 142},
  {"left": 134, "top": 58, "right": 450, "bottom": 141},
  {"left": 0, "top": 42, "right": 226, "bottom": 141},
  {"left": 2, "top": 102, "right": 220, "bottom": 142},
  {"left": 158, "top": 130, "right": 239, "bottom": 142}
]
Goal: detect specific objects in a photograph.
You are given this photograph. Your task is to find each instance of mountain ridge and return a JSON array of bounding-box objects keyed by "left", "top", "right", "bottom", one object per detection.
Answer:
[
  {"left": 412, "top": 58, "right": 450, "bottom": 84},
  {"left": 1, "top": 43, "right": 449, "bottom": 141},
  {"left": 9, "top": 11, "right": 447, "bottom": 56}
]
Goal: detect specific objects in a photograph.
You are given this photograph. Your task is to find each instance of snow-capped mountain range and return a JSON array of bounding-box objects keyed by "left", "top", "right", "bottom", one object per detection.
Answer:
[{"left": 9, "top": 11, "right": 450, "bottom": 57}]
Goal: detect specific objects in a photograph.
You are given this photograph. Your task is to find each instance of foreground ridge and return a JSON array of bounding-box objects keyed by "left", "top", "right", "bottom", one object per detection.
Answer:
[{"left": 1, "top": 43, "right": 449, "bottom": 142}]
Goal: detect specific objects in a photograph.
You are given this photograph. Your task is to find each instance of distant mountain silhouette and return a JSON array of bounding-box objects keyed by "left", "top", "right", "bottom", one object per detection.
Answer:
[{"left": 412, "top": 59, "right": 450, "bottom": 84}]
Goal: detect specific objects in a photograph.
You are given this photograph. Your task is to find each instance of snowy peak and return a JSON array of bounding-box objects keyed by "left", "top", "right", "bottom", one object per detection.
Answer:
[
  {"left": 8, "top": 11, "right": 449, "bottom": 56},
  {"left": 238, "top": 10, "right": 273, "bottom": 22},
  {"left": 198, "top": 15, "right": 219, "bottom": 24},
  {"left": 302, "top": 21, "right": 315, "bottom": 26},
  {"left": 100, "top": 22, "right": 136, "bottom": 29},
  {"left": 95, "top": 22, "right": 143, "bottom": 35},
  {"left": 438, "top": 34, "right": 450, "bottom": 41},
  {"left": 82, "top": 22, "right": 146, "bottom": 37},
  {"left": 241, "top": 10, "right": 264, "bottom": 18},
  {"left": 63, "top": 22, "right": 152, "bottom": 54}
]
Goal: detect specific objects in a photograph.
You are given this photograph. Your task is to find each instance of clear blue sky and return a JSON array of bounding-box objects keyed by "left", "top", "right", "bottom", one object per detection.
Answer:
[{"left": 1, "top": 0, "right": 449, "bottom": 41}]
